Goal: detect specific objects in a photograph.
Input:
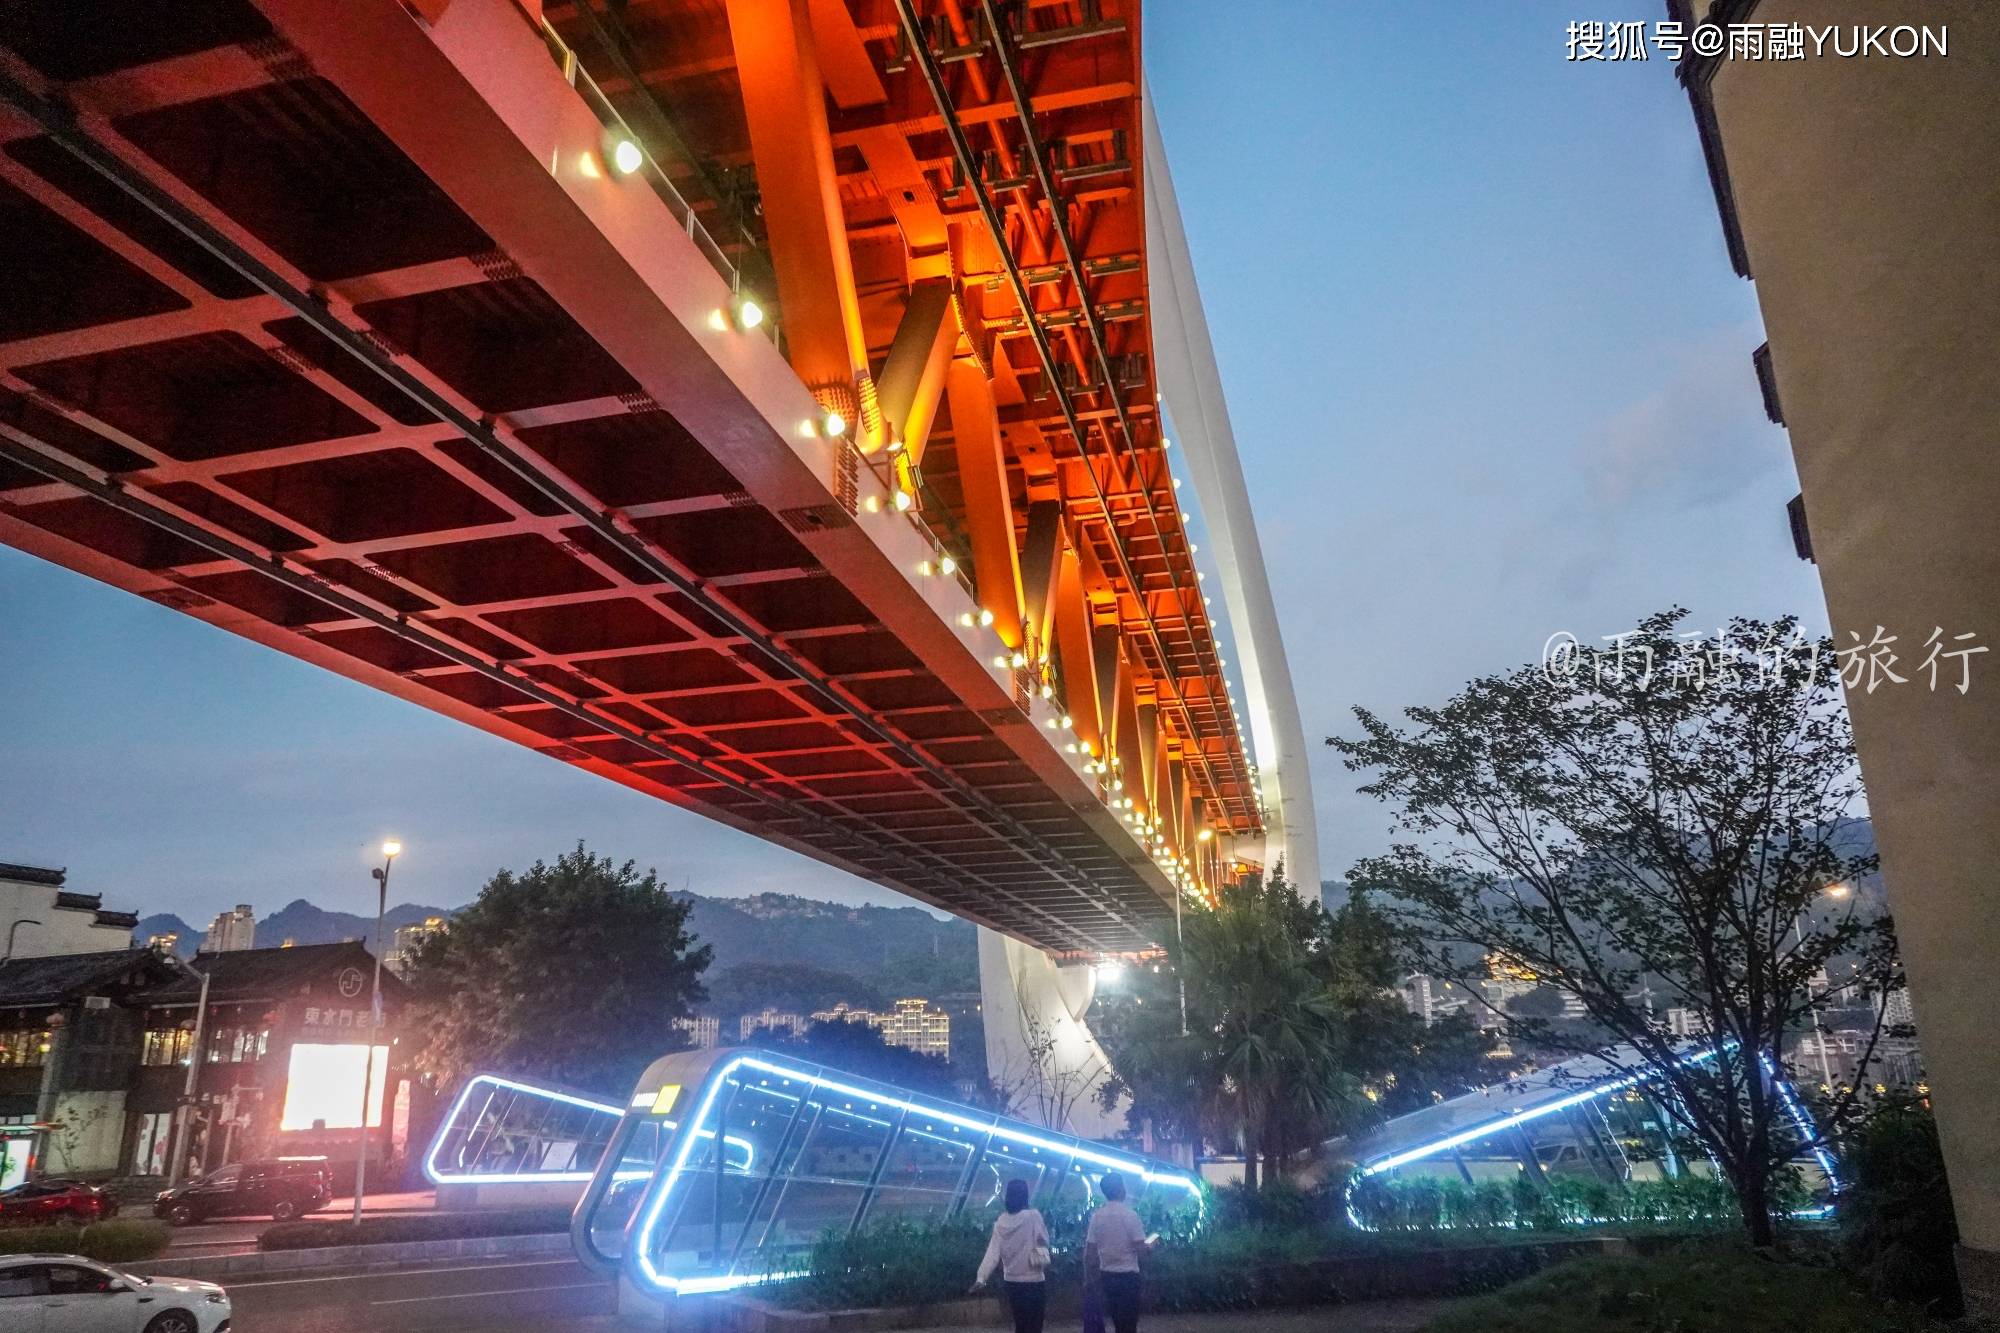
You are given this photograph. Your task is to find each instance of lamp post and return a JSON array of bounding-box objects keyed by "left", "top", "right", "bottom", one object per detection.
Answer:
[
  {"left": 352, "top": 840, "right": 398, "bottom": 1224},
  {"left": 2, "top": 919, "right": 42, "bottom": 964},
  {"left": 164, "top": 954, "right": 214, "bottom": 1189},
  {"left": 1795, "top": 882, "right": 1852, "bottom": 1092}
]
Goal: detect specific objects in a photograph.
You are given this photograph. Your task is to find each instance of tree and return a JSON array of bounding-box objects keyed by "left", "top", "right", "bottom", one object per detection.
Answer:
[
  {"left": 704, "top": 962, "right": 885, "bottom": 1023},
  {"left": 1329, "top": 610, "right": 1899, "bottom": 1246},
  {"left": 1093, "top": 870, "right": 1454, "bottom": 1188},
  {"left": 404, "top": 844, "right": 711, "bottom": 1097}
]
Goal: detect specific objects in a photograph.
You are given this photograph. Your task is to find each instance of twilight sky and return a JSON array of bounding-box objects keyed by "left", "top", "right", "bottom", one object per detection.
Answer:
[{"left": 0, "top": 3, "right": 1827, "bottom": 926}]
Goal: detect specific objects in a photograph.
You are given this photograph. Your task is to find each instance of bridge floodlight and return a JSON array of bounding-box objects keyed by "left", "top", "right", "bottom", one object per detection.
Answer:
[
  {"left": 893, "top": 489, "right": 914, "bottom": 512},
  {"left": 731, "top": 293, "right": 765, "bottom": 330},
  {"left": 611, "top": 137, "right": 644, "bottom": 175},
  {"left": 978, "top": 608, "right": 995, "bottom": 627},
  {"left": 938, "top": 555, "right": 957, "bottom": 575},
  {"left": 821, "top": 409, "right": 848, "bottom": 439}
]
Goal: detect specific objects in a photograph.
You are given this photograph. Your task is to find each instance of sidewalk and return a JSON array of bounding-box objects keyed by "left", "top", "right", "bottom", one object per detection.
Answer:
[
  {"left": 892, "top": 1306, "right": 1448, "bottom": 1333},
  {"left": 516, "top": 1303, "right": 1451, "bottom": 1333}
]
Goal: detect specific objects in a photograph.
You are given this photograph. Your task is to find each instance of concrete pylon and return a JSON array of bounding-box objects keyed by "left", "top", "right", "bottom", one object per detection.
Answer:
[{"left": 978, "top": 927, "right": 1124, "bottom": 1139}]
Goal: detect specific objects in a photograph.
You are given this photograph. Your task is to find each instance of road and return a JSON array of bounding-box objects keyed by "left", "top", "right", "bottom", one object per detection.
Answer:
[
  {"left": 156, "top": 1190, "right": 456, "bottom": 1257},
  {"left": 221, "top": 1256, "right": 618, "bottom": 1331}
]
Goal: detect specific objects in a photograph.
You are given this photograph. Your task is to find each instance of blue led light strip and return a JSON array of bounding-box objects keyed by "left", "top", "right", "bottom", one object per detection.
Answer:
[
  {"left": 1344, "top": 1043, "right": 1836, "bottom": 1231},
  {"left": 626, "top": 1054, "right": 1205, "bottom": 1297},
  {"left": 424, "top": 1072, "right": 750, "bottom": 1187}
]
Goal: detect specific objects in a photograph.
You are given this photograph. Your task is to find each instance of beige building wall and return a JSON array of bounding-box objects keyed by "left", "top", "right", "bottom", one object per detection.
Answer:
[{"left": 1693, "top": 0, "right": 1999, "bottom": 1301}]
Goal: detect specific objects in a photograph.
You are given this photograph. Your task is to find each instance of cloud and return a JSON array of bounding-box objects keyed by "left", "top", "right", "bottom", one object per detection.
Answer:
[{"left": 1581, "top": 324, "right": 1789, "bottom": 510}]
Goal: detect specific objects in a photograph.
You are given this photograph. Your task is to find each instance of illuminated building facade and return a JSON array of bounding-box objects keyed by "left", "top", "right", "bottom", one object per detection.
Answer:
[{"left": 0, "top": 941, "right": 415, "bottom": 1179}]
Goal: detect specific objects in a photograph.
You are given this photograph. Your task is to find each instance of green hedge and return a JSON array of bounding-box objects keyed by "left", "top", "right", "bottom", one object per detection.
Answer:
[
  {"left": 258, "top": 1207, "right": 570, "bottom": 1252},
  {"left": 1424, "top": 1248, "right": 1930, "bottom": 1333},
  {"left": 0, "top": 1220, "right": 170, "bottom": 1263}
]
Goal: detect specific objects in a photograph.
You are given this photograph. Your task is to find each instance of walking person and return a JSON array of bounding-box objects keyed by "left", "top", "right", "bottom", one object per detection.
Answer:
[
  {"left": 1084, "top": 1172, "right": 1151, "bottom": 1333},
  {"left": 971, "top": 1178, "right": 1051, "bottom": 1333}
]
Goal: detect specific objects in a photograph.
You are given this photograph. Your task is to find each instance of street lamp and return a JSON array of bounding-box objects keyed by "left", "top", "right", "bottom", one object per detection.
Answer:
[
  {"left": 1795, "top": 882, "right": 1852, "bottom": 1092},
  {"left": 2, "top": 919, "right": 42, "bottom": 963},
  {"left": 352, "top": 840, "right": 398, "bottom": 1223},
  {"left": 163, "top": 952, "right": 214, "bottom": 1189}
]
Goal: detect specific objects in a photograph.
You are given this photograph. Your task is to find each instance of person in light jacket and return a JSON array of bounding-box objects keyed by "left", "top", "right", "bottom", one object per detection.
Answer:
[{"left": 971, "top": 1178, "right": 1050, "bottom": 1333}]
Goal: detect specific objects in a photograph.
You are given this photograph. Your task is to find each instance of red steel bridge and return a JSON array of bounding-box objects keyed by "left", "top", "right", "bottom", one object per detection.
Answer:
[{"left": 0, "top": 0, "right": 1311, "bottom": 959}]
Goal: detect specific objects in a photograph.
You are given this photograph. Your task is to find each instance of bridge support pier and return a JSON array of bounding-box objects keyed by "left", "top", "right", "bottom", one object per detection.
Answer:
[{"left": 977, "top": 928, "right": 1124, "bottom": 1139}]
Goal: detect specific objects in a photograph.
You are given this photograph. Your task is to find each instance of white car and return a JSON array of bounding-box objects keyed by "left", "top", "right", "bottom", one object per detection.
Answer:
[{"left": 0, "top": 1255, "right": 229, "bottom": 1333}]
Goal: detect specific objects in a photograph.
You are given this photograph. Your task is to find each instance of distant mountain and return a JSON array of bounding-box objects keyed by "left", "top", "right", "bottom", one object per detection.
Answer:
[
  {"left": 257, "top": 898, "right": 451, "bottom": 949},
  {"left": 134, "top": 913, "right": 199, "bottom": 955},
  {"left": 133, "top": 901, "right": 450, "bottom": 956},
  {"left": 672, "top": 891, "right": 976, "bottom": 990},
  {"left": 130, "top": 889, "right": 978, "bottom": 1000}
]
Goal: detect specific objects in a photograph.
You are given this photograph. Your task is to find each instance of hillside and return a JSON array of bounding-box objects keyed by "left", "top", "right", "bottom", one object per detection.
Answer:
[
  {"left": 135, "top": 900, "right": 451, "bottom": 957},
  {"left": 132, "top": 890, "right": 980, "bottom": 1002}
]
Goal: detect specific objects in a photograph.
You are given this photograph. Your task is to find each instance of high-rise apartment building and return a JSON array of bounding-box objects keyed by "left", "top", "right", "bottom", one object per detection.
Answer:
[
  {"left": 1673, "top": 1, "right": 1997, "bottom": 1305},
  {"left": 202, "top": 905, "right": 256, "bottom": 953},
  {"left": 385, "top": 916, "right": 447, "bottom": 978},
  {"left": 673, "top": 1016, "right": 720, "bottom": 1051}
]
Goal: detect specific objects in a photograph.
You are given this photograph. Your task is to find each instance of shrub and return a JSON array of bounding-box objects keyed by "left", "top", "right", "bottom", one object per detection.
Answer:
[
  {"left": 0, "top": 1219, "right": 170, "bottom": 1263},
  {"left": 258, "top": 1206, "right": 570, "bottom": 1251},
  {"left": 766, "top": 1214, "right": 993, "bottom": 1310},
  {"left": 1839, "top": 1104, "right": 1963, "bottom": 1316},
  {"left": 1424, "top": 1247, "right": 1927, "bottom": 1333},
  {"left": 1349, "top": 1170, "right": 1746, "bottom": 1235}
]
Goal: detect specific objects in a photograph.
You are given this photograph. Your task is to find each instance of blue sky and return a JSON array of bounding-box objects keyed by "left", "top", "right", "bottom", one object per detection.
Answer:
[{"left": 0, "top": 5, "right": 1826, "bottom": 925}]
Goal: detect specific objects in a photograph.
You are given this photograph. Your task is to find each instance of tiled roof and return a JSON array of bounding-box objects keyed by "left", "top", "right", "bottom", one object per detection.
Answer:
[
  {"left": 0, "top": 863, "right": 65, "bottom": 888},
  {"left": 141, "top": 941, "right": 406, "bottom": 1004},
  {"left": 0, "top": 949, "right": 172, "bottom": 1007}
]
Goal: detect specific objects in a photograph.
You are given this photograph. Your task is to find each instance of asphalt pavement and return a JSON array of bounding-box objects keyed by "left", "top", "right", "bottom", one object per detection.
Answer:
[{"left": 221, "top": 1255, "right": 619, "bottom": 1331}]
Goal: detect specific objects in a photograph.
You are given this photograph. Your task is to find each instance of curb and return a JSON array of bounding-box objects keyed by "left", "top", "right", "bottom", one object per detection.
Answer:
[{"left": 129, "top": 1230, "right": 574, "bottom": 1281}]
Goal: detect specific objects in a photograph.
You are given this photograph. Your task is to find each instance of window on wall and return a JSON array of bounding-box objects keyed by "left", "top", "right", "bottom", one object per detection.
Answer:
[
  {"left": 0, "top": 1030, "right": 52, "bottom": 1067},
  {"left": 132, "top": 1112, "right": 173, "bottom": 1176},
  {"left": 142, "top": 1029, "right": 194, "bottom": 1067},
  {"left": 203, "top": 1027, "right": 270, "bottom": 1064}
]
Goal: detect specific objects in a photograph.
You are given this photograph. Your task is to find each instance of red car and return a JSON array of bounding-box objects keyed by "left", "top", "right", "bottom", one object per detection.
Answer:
[{"left": 0, "top": 1179, "right": 116, "bottom": 1224}]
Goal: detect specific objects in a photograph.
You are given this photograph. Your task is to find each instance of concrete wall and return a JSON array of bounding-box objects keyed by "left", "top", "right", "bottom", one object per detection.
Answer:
[
  {"left": 977, "top": 928, "right": 1123, "bottom": 1139},
  {"left": 1700, "top": 0, "right": 2000, "bottom": 1301}
]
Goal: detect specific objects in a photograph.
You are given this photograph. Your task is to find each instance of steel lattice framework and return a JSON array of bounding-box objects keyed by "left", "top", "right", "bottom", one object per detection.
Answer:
[{"left": 0, "top": 0, "right": 1266, "bottom": 954}]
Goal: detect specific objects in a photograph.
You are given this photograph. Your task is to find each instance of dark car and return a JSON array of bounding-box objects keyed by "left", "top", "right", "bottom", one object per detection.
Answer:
[
  {"left": 0, "top": 1179, "right": 116, "bottom": 1224},
  {"left": 154, "top": 1158, "right": 332, "bottom": 1225}
]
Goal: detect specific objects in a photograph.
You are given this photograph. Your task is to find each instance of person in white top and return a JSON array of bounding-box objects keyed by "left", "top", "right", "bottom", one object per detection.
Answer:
[
  {"left": 972, "top": 1177, "right": 1051, "bottom": 1333},
  {"left": 1084, "top": 1172, "right": 1152, "bottom": 1333}
]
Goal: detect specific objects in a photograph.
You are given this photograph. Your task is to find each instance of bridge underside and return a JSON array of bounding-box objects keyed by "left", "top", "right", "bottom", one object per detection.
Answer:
[{"left": 0, "top": 0, "right": 1266, "bottom": 955}]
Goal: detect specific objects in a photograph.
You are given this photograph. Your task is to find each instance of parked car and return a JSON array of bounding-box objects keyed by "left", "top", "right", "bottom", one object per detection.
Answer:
[
  {"left": 0, "top": 1254, "right": 229, "bottom": 1332},
  {"left": 152, "top": 1158, "right": 331, "bottom": 1225},
  {"left": 0, "top": 1179, "right": 117, "bottom": 1225}
]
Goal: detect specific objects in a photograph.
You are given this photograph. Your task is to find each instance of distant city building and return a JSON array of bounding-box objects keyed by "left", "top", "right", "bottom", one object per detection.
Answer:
[
  {"left": 673, "top": 1016, "right": 720, "bottom": 1051},
  {"left": 1399, "top": 975, "right": 1470, "bottom": 1025},
  {"left": 0, "top": 862, "right": 139, "bottom": 958},
  {"left": 805, "top": 999, "right": 951, "bottom": 1059},
  {"left": 1666, "top": 1007, "right": 1707, "bottom": 1039},
  {"left": 386, "top": 916, "right": 447, "bottom": 978},
  {"left": 203, "top": 905, "right": 257, "bottom": 953},
  {"left": 1882, "top": 987, "right": 1917, "bottom": 1031},
  {"left": 809, "top": 1002, "right": 871, "bottom": 1027},
  {"left": 740, "top": 1008, "right": 808, "bottom": 1042},
  {"left": 879, "top": 999, "right": 950, "bottom": 1059}
]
